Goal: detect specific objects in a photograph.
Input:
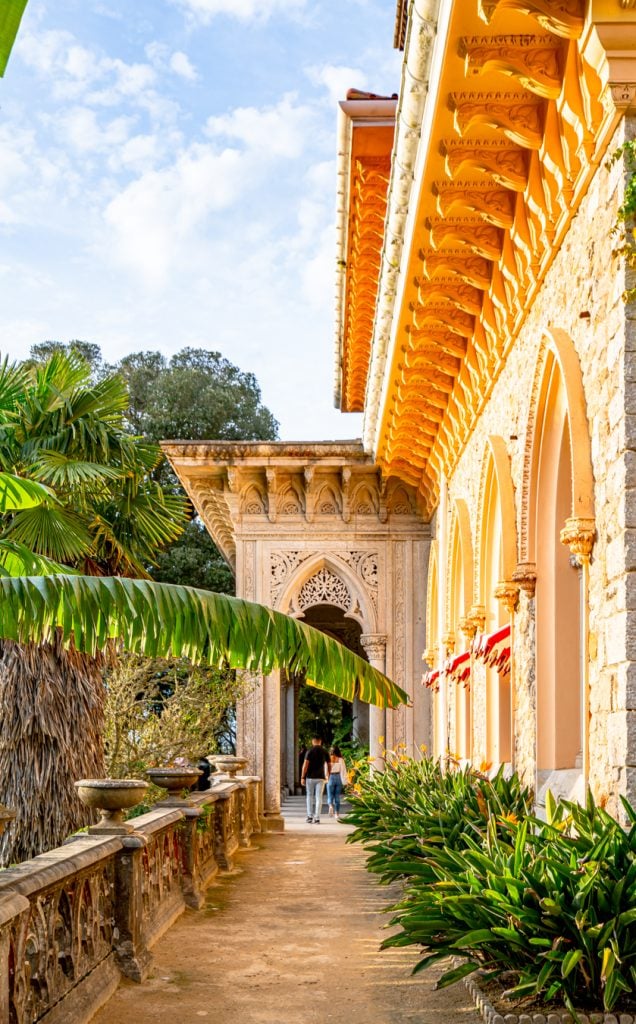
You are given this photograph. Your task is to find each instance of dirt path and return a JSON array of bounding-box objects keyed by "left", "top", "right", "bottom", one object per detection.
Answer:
[{"left": 93, "top": 798, "right": 481, "bottom": 1024}]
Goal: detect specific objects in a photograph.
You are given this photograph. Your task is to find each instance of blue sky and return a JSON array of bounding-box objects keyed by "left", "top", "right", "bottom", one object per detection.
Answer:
[{"left": 0, "top": 0, "right": 400, "bottom": 439}]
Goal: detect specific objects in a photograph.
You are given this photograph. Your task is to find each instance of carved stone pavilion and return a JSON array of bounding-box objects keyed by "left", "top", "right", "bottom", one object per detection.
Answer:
[{"left": 165, "top": 0, "right": 636, "bottom": 821}]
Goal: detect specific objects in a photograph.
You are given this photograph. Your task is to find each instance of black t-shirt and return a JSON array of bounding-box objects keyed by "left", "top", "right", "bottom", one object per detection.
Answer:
[{"left": 304, "top": 745, "right": 330, "bottom": 779}]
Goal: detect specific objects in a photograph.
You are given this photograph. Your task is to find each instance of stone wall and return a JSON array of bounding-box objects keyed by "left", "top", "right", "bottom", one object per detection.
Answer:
[
  {"left": 440, "top": 118, "right": 633, "bottom": 806},
  {"left": 0, "top": 777, "right": 261, "bottom": 1024}
]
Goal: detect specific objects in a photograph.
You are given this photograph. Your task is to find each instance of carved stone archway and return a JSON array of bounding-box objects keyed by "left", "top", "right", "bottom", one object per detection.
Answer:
[{"left": 162, "top": 441, "right": 429, "bottom": 827}]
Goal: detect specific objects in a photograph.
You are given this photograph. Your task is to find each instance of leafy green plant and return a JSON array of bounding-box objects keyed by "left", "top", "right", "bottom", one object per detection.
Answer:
[
  {"left": 346, "top": 752, "right": 532, "bottom": 884},
  {"left": 384, "top": 790, "right": 636, "bottom": 1013}
]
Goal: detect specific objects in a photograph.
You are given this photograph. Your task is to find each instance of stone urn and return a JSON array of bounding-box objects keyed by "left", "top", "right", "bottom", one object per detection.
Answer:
[
  {"left": 211, "top": 755, "right": 249, "bottom": 779},
  {"left": 0, "top": 802, "right": 15, "bottom": 838},
  {"left": 146, "top": 766, "right": 202, "bottom": 805},
  {"left": 75, "top": 778, "right": 149, "bottom": 834}
]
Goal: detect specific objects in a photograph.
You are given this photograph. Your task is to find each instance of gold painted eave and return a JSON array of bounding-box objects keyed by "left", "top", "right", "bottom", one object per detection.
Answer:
[{"left": 366, "top": 0, "right": 635, "bottom": 516}]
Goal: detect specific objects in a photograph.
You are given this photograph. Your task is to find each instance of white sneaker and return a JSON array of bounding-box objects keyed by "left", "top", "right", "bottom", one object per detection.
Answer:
[{"left": 328, "top": 805, "right": 334, "bottom": 816}]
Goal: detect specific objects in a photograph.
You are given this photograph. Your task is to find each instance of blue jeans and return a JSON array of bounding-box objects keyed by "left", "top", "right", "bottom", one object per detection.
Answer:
[
  {"left": 327, "top": 774, "right": 343, "bottom": 813},
  {"left": 305, "top": 778, "right": 326, "bottom": 820}
]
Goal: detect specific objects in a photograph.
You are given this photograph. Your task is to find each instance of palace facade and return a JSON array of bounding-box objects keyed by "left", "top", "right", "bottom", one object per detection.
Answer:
[{"left": 165, "top": 0, "right": 636, "bottom": 821}]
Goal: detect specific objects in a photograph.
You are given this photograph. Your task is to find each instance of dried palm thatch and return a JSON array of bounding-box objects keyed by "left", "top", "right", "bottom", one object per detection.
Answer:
[{"left": 0, "top": 634, "right": 107, "bottom": 866}]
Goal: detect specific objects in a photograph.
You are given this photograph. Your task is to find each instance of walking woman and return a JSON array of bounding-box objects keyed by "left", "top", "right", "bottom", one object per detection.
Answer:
[{"left": 327, "top": 746, "right": 348, "bottom": 821}]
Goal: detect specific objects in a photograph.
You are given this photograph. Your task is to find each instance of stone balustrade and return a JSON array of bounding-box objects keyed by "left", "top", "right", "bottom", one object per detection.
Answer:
[{"left": 0, "top": 775, "right": 262, "bottom": 1024}]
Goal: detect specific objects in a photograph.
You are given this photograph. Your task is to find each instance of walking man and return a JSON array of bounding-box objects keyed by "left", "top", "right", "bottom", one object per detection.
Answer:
[{"left": 301, "top": 735, "right": 330, "bottom": 823}]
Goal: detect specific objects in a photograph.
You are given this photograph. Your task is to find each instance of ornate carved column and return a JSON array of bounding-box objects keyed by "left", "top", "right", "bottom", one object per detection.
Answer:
[
  {"left": 560, "top": 515, "right": 596, "bottom": 790},
  {"left": 512, "top": 562, "right": 537, "bottom": 597},
  {"left": 361, "top": 633, "right": 388, "bottom": 767},
  {"left": 459, "top": 617, "right": 478, "bottom": 761}
]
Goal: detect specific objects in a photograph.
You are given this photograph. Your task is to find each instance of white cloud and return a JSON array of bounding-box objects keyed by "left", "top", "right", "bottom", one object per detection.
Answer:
[
  {"left": 174, "top": 0, "right": 305, "bottom": 24},
  {"left": 306, "top": 64, "right": 369, "bottom": 106},
  {"left": 206, "top": 95, "right": 314, "bottom": 160},
  {"left": 59, "top": 107, "right": 135, "bottom": 154},
  {"left": 103, "top": 144, "right": 248, "bottom": 286},
  {"left": 170, "top": 51, "right": 198, "bottom": 81}
]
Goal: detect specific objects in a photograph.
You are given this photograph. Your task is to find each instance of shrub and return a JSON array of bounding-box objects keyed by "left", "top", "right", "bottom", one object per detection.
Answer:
[
  {"left": 384, "top": 790, "right": 636, "bottom": 1013},
  {"left": 346, "top": 752, "right": 532, "bottom": 884}
]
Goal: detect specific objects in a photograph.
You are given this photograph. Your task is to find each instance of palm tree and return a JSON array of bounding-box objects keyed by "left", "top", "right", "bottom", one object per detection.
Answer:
[
  {"left": 0, "top": 357, "right": 407, "bottom": 864},
  {"left": 0, "top": 354, "right": 188, "bottom": 863}
]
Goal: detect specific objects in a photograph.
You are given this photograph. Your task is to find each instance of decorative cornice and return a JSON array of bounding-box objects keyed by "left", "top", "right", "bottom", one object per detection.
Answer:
[
  {"left": 477, "top": 0, "right": 584, "bottom": 40},
  {"left": 450, "top": 92, "right": 545, "bottom": 149},
  {"left": 460, "top": 35, "right": 563, "bottom": 99}
]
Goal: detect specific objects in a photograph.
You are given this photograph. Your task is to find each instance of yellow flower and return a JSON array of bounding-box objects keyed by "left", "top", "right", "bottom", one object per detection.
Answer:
[
  {"left": 378, "top": 735, "right": 385, "bottom": 745},
  {"left": 419, "top": 743, "right": 428, "bottom": 753},
  {"left": 479, "top": 760, "right": 493, "bottom": 773},
  {"left": 397, "top": 741, "right": 407, "bottom": 750},
  {"left": 500, "top": 812, "right": 519, "bottom": 825}
]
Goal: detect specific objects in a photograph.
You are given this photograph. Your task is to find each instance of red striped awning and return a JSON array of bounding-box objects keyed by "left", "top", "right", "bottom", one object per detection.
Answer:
[
  {"left": 473, "top": 623, "right": 511, "bottom": 673},
  {"left": 444, "top": 649, "right": 471, "bottom": 688},
  {"left": 422, "top": 668, "right": 440, "bottom": 691}
]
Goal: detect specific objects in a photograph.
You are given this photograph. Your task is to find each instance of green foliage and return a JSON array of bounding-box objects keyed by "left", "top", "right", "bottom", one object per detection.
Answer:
[
  {"left": 115, "top": 347, "right": 279, "bottom": 445},
  {"left": 351, "top": 758, "right": 636, "bottom": 1013},
  {"left": 346, "top": 753, "right": 532, "bottom": 884},
  {"left": 1, "top": 352, "right": 189, "bottom": 576},
  {"left": 0, "top": 574, "right": 410, "bottom": 709},
  {"left": 611, "top": 140, "right": 636, "bottom": 303},
  {"left": 0, "top": 0, "right": 28, "bottom": 77},
  {"left": 151, "top": 519, "right": 234, "bottom": 594},
  {"left": 104, "top": 654, "right": 246, "bottom": 779}
]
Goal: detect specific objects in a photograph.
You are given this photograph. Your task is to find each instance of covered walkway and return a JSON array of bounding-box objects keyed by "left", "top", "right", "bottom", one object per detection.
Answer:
[{"left": 92, "top": 797, "right": 481, "bottom": 1024}]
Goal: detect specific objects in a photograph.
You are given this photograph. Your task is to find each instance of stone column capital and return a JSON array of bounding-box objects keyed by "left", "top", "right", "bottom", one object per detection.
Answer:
[
  {"left": 422, "top": 647, "right": 438, "bottom": 666},
  {"left": 360, "top": 633, "right": 387, "bottom": 663},
  {"left": 494, "top": 580, "right": 520, "bottom": 614},
  {"left": 593, "top": 4, "right": 636, "bottom": 112},
  {"left": 468, "top": 605, "right": 486, "bottom": 633},
  {"left": 442, "top": 632, "right": 455, "bottom": 656},
  {"left": 512, "top": 561, "right": 537, "bottom": 596},
  {"left": 560, "top": 516, "right": 596, "bottom": 563},
  {"left": 458, "top": 616, "right": 478, "bottom": 642}
]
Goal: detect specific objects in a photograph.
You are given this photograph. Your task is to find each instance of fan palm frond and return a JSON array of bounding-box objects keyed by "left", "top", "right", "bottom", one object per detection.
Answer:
[{"left": 0, "top": 575, "right": 410, "bottom": 709}]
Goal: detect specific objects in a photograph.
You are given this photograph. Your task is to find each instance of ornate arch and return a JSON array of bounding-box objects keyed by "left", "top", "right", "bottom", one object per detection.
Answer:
[
  {"left": 475, "top": 435, "right": 518, "bottom": 603},
  {"left": 520, "top": 328, "right": 594, "bottom": 562},
  {"left": 446, "top": 498, "right": 474, "bottom": 633},
  {"left": 276, "top": 552, "right": 377, "bottom": 632}
]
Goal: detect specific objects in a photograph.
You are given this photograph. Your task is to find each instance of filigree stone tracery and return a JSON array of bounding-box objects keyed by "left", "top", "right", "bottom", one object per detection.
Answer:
[{"left": 297, "top": 568, "right": 351, "bottom": 614}]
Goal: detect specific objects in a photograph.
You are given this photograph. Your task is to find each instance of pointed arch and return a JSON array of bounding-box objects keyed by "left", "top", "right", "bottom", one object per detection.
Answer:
[
  {"left": 476, "top": 435, "right": 518, "bottom": 607},
  {"left": 446, "top": 498, "right": 474, "bottom": 631},
  {"left": 276, "top": 552, "right": 378, "bottom": 633},
  {"left": 425, "top": 540, "right": 439, "bottom": 660},
  {"left": 520, "top": 329, "right": 594, "bottom": 562}
]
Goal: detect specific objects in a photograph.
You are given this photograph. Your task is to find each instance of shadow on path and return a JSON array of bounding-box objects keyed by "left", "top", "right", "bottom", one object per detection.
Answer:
[{"left": 92, "top": 796, "right": 481, "bottom": 1024}]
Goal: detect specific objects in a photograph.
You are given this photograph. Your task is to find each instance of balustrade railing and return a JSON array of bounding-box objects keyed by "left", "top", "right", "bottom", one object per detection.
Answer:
[{"left": 0, "top": 775, "right": 262, "bottom": 1024}]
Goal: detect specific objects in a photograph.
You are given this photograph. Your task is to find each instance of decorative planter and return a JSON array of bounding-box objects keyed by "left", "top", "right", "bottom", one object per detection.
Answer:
[
  {"left": 0, "top": 802, "right": 15, "bottom": 837},
  {"left": 75, "top": 778, "right": 148, "bottom": 834},
  {"left": 212, "top": 755, "right": 249, "bottom": 779},
  {"left": 146, "top": 767, "right": 202, "bottom": 805}
]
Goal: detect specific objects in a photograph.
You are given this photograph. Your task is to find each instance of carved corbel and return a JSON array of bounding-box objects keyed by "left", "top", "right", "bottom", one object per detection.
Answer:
[
  {"left": 423, "top": 646, "right": 438, "bottom": 667},
  {"left": 512, "top": 561, "right": 537, "bottom": 596},
  {"left": 434, "top": 180, "right": 515, "bottom": 228},
  {"left": 460, "top": 34, "right": 563, "bottom": 100},
  {"left": 450, "top": 92, "right": 545, "bottom": 150},
  {"left": 560, "top": 516, "right": 596, "bottom": 564},
  {"left": 477, "top": 0, "right": 584, "bottom": 40},
  {"left": 408, "top": 326, "right": 468, "bottom": 358},
  {"left": 412, "top": 304, "right": 475, "bottom": 338},
  {"left": 442, "top": 140, "right": 528, "bottom": 192},
  {"left": 428, "top": 219, "right": 503, "bottom": 261},
  {"left": 494, "top": 580, "right": 520, "bottom": 613},
  {"left": 303, "top": 466, "right": 316, "bottom": 524},
  {"left": 421, "top": 251, "right": 493, "bottom": 290},
  {"left": 417, "top": 279, "right": 484, "bottom": 315}
]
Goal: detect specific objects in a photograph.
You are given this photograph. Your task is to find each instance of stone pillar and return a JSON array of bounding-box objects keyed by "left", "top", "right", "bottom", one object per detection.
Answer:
[
  {"left": 285, "top": 678, "right": 296, "bottom": 796},
  {"left": 262, "top": 671, "right": 285, "bottom": 831},
  {"left": 361, "top": 634, "right": 388, "bottom": 766}
]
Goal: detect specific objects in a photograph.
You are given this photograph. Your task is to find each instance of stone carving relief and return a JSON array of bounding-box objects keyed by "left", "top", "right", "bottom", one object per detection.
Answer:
[
  {"left": 297, "top": 568, "right": 351, "bottom": 613},
  {"left": 241, "top": 483, "right": 267, "bottom": 515},
  {"left": 270, "top": 550, "right": 380, "bottom": 618}
]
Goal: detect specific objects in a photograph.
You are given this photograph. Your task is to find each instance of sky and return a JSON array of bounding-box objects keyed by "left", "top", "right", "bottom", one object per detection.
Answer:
[{"left": 0, "top": 0, "right": 401, "bottom": 440}]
